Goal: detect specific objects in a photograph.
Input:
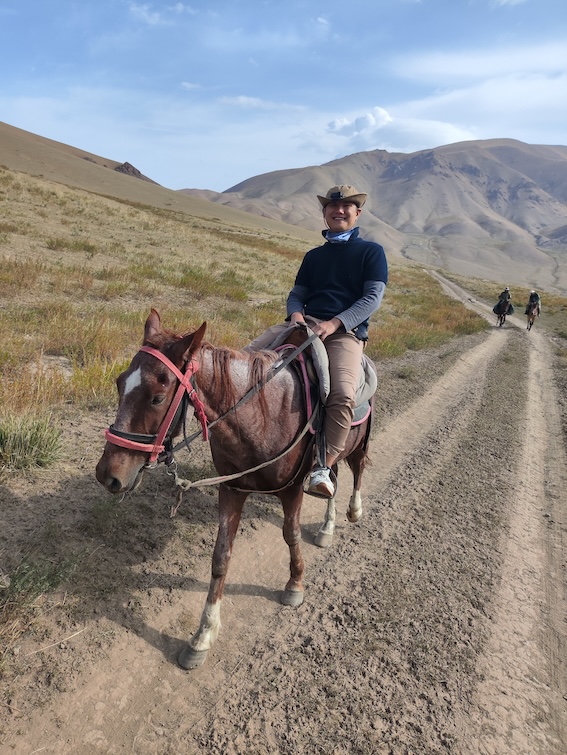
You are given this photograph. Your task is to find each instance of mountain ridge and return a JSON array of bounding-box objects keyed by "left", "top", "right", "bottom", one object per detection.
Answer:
[
  {"left": 1, "top": 119, "right": 566, "bottom": 292},
  {"left": 181, "top": 138, "right": 567, "bottom": 293}
]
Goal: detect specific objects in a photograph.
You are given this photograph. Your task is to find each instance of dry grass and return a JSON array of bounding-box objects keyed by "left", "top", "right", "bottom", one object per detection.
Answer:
[{"left": 0, "top": 165, "right": 490, "bottom": 415}]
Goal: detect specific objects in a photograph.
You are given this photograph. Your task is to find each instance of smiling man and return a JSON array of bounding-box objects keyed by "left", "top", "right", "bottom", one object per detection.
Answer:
[{"left": 246, "top": 184, "right": 388, "bottom": 497}]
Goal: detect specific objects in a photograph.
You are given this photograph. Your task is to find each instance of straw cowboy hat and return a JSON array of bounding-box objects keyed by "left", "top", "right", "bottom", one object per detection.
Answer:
[{"left": 317, "top": 185, "right": 368, "bottom": 208}]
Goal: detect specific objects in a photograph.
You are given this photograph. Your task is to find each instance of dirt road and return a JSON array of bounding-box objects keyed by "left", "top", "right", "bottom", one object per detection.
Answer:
[{"left": 1, "top": 275, "right": 566, "bottom": 754}]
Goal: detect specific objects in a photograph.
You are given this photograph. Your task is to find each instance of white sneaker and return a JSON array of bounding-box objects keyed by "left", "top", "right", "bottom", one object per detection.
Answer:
[{"left": 308, "top": 467, "right": 335, "bottom": 498}]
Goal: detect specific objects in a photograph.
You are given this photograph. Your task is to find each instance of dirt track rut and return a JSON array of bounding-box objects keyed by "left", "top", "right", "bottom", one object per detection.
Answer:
[{"left": 2, "top": 276, "right": 566, "bottom": 754}]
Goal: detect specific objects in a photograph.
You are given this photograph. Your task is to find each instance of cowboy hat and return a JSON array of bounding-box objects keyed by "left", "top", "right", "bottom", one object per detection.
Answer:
[{"left": 317, "top": 185, "right": 368, "bottom": 208}]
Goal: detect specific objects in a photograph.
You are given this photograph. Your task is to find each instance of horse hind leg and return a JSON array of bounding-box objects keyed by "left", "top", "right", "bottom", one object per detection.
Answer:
[
  {"left": 345, "top": 445, "right": 367, "bottom": 523},
  {"left": 178, "top": 487, "right": 247, "bottom": 670}
]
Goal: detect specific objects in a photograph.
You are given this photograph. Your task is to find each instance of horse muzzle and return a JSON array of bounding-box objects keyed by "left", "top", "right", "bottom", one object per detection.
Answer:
[{"left": 95, "top": 447, "right": 146, "bottom": 495}]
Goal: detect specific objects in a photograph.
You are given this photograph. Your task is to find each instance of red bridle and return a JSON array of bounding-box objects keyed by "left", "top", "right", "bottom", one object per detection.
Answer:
[{"left": 104, "top": 345, "right": 209, "bottom": 463}]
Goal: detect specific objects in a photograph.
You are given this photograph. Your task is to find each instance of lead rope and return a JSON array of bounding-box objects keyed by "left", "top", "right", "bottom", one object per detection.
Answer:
[{"left": 168, "top": 401, "right": 320, "bottom": 517}]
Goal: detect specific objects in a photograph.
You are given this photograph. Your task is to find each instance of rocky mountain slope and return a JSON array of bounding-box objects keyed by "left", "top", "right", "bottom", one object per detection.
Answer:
[
  {"left": 182, "top": 139, "right": 567, "bottom": 293},
  {"left": 2, "top": 118, "right": 566, "bottom": 292}
]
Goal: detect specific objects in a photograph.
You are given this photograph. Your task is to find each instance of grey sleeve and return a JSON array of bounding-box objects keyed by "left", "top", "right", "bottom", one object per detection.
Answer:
[
  {"left": 337, "top": 280, "right": 386, "bottom": 333},
  {"left": 286, "top": 284, "right": 309, "bottom": 318}
]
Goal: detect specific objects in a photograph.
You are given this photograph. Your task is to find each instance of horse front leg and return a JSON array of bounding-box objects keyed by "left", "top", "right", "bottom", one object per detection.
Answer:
[
  {"left": 279, "top": 485, "right": 305, "bottom": 607},
  {"left": 314, "top": 493, "right": 337, "bottom": 548},
  {"left": 178, "top": 486, "right": 247, "bottom": 670},
  {"left": 314, "top": 461, "right": 339, "bottom": 548}
]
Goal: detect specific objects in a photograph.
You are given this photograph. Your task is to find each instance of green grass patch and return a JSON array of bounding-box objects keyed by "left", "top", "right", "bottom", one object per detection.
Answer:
[
  {"left": 0, "top": 552, "right": 76, "bottom": 672},
  {"left": 0, "top": 412, "right": 63, "bottom": 474}
]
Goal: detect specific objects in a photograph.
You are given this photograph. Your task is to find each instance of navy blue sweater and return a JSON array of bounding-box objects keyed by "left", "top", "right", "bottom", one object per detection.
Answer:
[{"left": 286, "top": 228, "right": 388, "bottom": 339}]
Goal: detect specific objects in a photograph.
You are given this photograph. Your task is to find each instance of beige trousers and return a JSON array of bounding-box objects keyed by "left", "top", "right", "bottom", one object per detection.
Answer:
[{"left": 245, "top": 318, "right": 364, "bottom": 460}]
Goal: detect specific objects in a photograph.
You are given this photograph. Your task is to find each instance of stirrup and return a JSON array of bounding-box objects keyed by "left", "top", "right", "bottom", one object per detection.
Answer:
[{"left": 303, "top": 466, "right": 337, "bottom": 499}]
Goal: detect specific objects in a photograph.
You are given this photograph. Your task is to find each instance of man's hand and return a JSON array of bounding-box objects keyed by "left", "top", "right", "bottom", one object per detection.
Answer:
[
  {"left": 312, "top": 317, "right": 342, "bottom": 341},
  {"left": 289, "top": 312, "right": 306, "bottom": 326}
]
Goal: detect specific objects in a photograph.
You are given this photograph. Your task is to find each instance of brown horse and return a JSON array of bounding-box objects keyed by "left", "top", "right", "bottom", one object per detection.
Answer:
[
  {"left": 526, "top": 301, "right": 539, "bottom": 331},
  {"left": 496, "top": 300, "right": 510, "bottom": 327},
  {"left": 95, "top": 310, "right": 373, "bottom": 669}
]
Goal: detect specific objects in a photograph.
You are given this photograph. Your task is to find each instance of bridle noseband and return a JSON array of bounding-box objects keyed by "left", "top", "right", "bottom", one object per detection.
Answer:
[{"left": 104, "top": 345, "right": 208, "bottom": 464}]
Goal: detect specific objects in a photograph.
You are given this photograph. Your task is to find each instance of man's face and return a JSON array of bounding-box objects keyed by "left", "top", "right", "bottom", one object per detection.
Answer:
[{"left": 323, "top": 200, "right": 361, "bottom": 232}]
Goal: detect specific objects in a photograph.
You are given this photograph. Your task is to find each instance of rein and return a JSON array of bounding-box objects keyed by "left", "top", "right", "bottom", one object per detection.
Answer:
[
  {"left": 105, "top": 331, "right": 319, "bottom": 489},
  {"left": 170, "top": 330, "right": 319, "bottom": 454}
]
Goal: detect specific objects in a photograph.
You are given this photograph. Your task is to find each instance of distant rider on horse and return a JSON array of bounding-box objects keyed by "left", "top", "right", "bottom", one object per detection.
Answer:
[
  {"left": 494, "top": 287, "right": 512, "bottom": 316},
  {"left": 524, "top": 289, "right": 541, "bottom": 316}
]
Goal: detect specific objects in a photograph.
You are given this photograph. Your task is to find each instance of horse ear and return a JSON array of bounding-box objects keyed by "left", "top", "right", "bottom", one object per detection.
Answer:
[
  {"left": 144, "top": 309, "right": 161, "bottom": 342},
  {"left": 190, "top": 322, "right": 207, "bottom": 352},
  {"left": 170, "top": 322, "right": 207, "bottom": 365}
]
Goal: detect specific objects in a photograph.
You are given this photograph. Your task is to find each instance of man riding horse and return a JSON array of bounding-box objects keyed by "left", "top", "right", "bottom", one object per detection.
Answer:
[
  {"left": 245, "top": 184, "right": 388, "bottom": 498},
  {"left": 524, "top": 289, "right": 541, "bottom": 316},
  {"left": 496, "top": 287, "right": 511, "bottom": 314}
]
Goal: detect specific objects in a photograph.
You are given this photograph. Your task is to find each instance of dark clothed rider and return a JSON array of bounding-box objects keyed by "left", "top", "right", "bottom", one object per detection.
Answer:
[
  {"left": 525, "top": 290, "right": 541, "bottom": 316},
  {"left": 496, "top": 287, "right": 511, "bottom": 314},
  {"left": 245, "top": 185, "right": 388, "bottom": 498}
]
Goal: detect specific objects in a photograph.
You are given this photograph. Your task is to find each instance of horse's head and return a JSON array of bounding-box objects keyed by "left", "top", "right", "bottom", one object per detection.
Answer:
[{"left": 95, "top": 309, "right": 206, "bottom": 495}]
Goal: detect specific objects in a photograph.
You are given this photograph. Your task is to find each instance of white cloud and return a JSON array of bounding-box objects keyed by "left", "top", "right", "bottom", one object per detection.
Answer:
[
  {"left": 328, "top": 107, "right": 393, "bottom": 136},
  {"left": 394, "top": 41, "right": 567, "bottom": 82},
  {"left": 219, "top": 96, "right": 305, "bottom": 112},
  {"left": 169, "top": 3, "right": 197, "bottom": 14},
  {"left": 181, "top": 81, "right": 199, "bottom": 90},
  {"left": 129, "top": 3, "right": 165, "bottom": 25}
]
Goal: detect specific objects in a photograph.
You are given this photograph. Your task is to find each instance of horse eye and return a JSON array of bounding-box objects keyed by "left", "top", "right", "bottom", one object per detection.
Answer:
[{"left": 151, "top": 395, "right": 167, "bottom": 406}]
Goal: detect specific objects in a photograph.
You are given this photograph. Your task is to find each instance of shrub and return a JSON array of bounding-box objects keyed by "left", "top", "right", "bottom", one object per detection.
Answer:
[{"left": 0, "top": 412, "right": 63, "bottom": 474}]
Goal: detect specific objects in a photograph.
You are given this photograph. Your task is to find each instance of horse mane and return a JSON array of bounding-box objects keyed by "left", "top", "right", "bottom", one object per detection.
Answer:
[
  {"left": 145, "top": 326, "right": 281, "bottom": 418},
  {"left": 200, "top": 342, "right": 279, "bottom": 417}
]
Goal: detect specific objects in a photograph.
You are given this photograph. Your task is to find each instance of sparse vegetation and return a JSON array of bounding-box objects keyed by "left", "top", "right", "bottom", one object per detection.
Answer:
[
  {"left": 0, "top": 412, "right": 63, "bottom": 475},
  {"left": 0, "top": 551, "right": 75, "bottom": 672}
]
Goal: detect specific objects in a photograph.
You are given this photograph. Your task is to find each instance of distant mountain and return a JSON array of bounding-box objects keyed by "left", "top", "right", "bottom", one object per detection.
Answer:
[
  {"left": 2, "top": 119, "right": 566, "bottom": 291},
  {"left": 180, "top": 139, "right": 567, "bottom": 293}
]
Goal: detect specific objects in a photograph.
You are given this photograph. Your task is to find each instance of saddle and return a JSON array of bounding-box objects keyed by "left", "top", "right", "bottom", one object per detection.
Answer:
[
  {"left": 265, "top": 322, "right": 378, "bottom": 414},
  {"left": 262, "top": 322, "right": 377, "bottom": 484}
]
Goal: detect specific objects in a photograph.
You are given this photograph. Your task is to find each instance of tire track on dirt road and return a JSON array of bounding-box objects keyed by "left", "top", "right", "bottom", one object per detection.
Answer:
[
  {"left": 431, "top": 273, "right": 567, "bottom": 753},
  {"left": 461, "top": 326, "right": 567, "bottom": 754}
]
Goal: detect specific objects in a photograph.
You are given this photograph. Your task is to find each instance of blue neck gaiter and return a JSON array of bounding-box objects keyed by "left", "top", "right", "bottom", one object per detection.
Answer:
[{"left": 324, "top": 228, "right": 357, "bottom": 243}]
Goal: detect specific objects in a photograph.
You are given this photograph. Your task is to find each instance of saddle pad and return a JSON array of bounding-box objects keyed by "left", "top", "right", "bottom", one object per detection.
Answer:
[{"left": 267, "top": 324, "right": 377, "bottom": 408}]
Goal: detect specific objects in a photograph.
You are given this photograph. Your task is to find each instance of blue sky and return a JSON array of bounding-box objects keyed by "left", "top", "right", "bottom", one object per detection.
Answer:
[{"left": 1, "top": 0, "right": 566, "bottom": 192}]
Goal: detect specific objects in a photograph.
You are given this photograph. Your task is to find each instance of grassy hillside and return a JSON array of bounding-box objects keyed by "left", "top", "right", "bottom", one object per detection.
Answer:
[{"left": 0, "top": 164, "right": 494, "bottom": 419}]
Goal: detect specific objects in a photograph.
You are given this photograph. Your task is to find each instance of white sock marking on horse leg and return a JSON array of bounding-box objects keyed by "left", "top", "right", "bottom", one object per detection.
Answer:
[
  {"left": 124, "top": 367, "right": 142, "bottom": 396},
  {"left": 189, "top": 600, "right": 222, "bottom": 652},
  {"left": 319, "top": 497, "right": 336, "bottom": 536},
  {"left": 348, "top": 490, "right": 362, "bottom": 521}
]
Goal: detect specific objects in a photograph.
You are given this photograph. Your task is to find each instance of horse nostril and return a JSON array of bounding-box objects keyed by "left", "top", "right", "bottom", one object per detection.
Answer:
[{"left": 107, "top": 477, "right": 123, "bottom": 494}]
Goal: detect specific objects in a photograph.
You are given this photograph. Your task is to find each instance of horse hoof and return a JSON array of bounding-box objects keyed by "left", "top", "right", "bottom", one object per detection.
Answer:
[
  {"left": 281, "top": 589, "right": 304, "bottom": 607},
  {"left": 177, "top": 645, "right": 208, "bottom": 670},
  {"left": 314, "top": 531, "right": 334, "bottom": 548},
  {"left": 347, "top": 509, "right": 362, "bottom": 523}
]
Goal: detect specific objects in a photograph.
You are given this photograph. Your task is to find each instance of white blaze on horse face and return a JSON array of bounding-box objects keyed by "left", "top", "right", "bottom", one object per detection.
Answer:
[{"left": 124, "top": 367, "right": 142, "bottom": 396}]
